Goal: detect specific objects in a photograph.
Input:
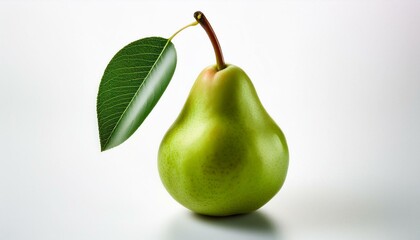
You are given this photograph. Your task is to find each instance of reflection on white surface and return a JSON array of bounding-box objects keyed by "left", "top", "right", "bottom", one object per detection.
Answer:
[{"left": 162, "top": 211, "right": 280, "bottom": 240}]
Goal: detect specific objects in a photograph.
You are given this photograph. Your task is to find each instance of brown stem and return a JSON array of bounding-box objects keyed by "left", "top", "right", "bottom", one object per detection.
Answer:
[{"left": 194, "top": 11, "right": 226, "bottom": 71}]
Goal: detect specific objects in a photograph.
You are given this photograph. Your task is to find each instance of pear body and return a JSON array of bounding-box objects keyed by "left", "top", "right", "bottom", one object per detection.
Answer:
[{"left": 158, "top": 65, "right": 288, "bottom": 216}]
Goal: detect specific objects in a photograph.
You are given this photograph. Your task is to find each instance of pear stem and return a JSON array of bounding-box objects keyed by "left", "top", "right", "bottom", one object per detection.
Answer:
[{"left": 194, "top": 11, "right": 226, "bottom": 71}]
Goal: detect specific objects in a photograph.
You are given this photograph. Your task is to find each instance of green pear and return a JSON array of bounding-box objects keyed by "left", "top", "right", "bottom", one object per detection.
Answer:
[
  {"left": 158, "top": 11, "right": 288, "bottom": 216},
  {"left": 158, "top": 64, "right": 288, "bottom": 216}
]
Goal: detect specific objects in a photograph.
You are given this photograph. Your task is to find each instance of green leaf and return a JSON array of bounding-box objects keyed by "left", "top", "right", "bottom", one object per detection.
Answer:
[{"left": 97, "top": 37, "right": 176, "bottom": 151}]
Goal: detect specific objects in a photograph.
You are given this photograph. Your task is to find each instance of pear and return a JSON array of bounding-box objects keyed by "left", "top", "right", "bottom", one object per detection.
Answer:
[
  {"left": 158, "top": 11, "right": 289, "bottom": 216},
  {"left": 158, "top": 64, "right": 289, "bottom": 216}
]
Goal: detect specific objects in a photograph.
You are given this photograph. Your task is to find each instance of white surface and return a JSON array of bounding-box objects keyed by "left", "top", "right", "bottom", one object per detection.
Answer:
[{"left": 1, "top": 0, "right": 420, "bottom": 239}]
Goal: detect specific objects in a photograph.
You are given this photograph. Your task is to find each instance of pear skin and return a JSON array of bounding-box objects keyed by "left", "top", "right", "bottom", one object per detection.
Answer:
[{"left": 158, "top": 65, "right": 288, "bottom": 216}]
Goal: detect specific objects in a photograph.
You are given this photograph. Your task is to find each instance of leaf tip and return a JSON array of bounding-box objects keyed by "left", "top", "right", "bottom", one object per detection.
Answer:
[
  {"left": 100, "top": 144, "right": 106, "bottom": 152},
  {"left": 100, "top": 142, "right": 111, "bottom": 152}
]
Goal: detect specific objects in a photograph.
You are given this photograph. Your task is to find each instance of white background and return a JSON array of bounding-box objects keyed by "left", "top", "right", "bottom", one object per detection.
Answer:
[{"left": 1, "top": 0, "right": 419, "bottom": 239}]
